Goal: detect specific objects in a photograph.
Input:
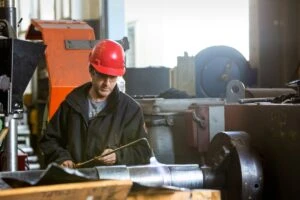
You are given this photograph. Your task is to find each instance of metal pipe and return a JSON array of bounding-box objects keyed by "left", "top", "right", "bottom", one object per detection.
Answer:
[
  {"left": 6, "top": 116, "right": 18, "bottom": 171},
  {"left": 239, "top": 97, "right": 274, "bottom": 104}
]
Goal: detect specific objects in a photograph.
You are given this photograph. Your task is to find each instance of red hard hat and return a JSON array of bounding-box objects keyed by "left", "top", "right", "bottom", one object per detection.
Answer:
[{"left": 89, "top": 39, "right": 126, "bottom": 76}]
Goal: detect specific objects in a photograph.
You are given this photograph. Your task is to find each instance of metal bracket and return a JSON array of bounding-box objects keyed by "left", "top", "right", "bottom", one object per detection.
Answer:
[
  {"left": 65, "top": 37, "right": 130, "bottom": 51},
  {"left": 65, "top": 40, "right": 99, "bottom": 50}
]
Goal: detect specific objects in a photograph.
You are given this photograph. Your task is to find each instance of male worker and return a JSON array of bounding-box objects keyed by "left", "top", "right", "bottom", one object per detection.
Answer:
[{"left": 39, "top": 39, "right": 151, "bottom": 168}]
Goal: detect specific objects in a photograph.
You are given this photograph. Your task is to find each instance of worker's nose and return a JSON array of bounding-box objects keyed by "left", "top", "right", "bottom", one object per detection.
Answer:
[{"left": 102, "top": 78, "right": 109, "bottom": 86}]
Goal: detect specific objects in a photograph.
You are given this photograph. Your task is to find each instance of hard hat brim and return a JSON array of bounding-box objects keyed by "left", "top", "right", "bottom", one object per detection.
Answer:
[{"left": 91, "top": 63, "right": 126, "bottom": 77}]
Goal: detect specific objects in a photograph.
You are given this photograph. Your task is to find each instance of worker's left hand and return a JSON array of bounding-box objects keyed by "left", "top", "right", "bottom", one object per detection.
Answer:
[{"left": 97, "top": 148, "right": 116, "bottom": 165}]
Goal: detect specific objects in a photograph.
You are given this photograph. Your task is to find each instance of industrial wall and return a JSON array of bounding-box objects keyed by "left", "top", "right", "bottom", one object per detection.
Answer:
[{"left": 250, "top": 0, "right": 300, "bottom": 87}]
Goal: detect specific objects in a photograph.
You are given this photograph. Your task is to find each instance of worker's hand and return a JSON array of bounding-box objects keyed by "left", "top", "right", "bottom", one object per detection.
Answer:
[
  {"left": 60, "top": 160, "right": 75, "bottom": 168},
  {"left": 97, "top": 148, "right": 116, "bottom": 165}
]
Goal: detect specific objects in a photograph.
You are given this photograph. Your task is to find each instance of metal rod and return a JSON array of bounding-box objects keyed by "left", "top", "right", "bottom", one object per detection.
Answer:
[
  {"left": 238, "top": 97, "right": 274, "bottom": 104},
  {"left": 74, "top": 138, "right": 151, "bottom": 168},
  {"left": 6, "top": 117, "right": 18, "bottom": 171},
  {"left": 0, "top": 127, "right": 8, "bottom": 146}
]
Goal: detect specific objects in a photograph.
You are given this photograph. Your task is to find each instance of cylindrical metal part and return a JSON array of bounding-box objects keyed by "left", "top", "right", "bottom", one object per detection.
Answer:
[
  {"left": 6, "top": 117, "right": 18, "bottom": 171},
  {"left": 129, "top": 165, "right": 172, "bottom": 187},
  {"left": 201, "top": 167, "right": 225, "bottom": 189},
  {"left": 0, "top": 0, "right": 15, "bottom": 7},
  {"left": 0, "top": 7, "right": 16, "bottom": 30},
  {"left": 245, "top": 88, "right": 296, "bottom": 98},
  {"left": 96, "top": 165, "right": 130, "bottom": 180},
  {"left": 168, "top": 165, "right": 204, "bottom": 188},
  {"left": 128, "top": 164, "right": 203, "bottom": 189},
  {"left": 145, "top": 114, "right": 176, "bottom": 164},
  {"left": 0, "top": 0, "right": 16, "bottom": 31},
  {"left": 94, "top": 164, "right": 204, "bottom": 189}
]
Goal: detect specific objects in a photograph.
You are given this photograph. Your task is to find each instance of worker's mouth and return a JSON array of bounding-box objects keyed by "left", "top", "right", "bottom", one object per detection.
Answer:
[{"left": 100, "top": 88, "right": 110, "bottom": 92}]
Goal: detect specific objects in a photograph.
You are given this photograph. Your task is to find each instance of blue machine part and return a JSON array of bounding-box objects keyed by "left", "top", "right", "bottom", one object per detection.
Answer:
[{"left": 195, "top": 46, "right": 250, "bottom": 98}]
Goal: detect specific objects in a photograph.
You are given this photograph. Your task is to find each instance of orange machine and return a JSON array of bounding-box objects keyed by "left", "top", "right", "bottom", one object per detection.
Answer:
[{"left": 25, "top": 19, "right": 95, "bottom": 119}]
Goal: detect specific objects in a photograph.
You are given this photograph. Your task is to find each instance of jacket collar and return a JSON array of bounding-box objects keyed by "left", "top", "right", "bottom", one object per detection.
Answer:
[{"left": 65, "top": 82, "right": 120, "bottom": 122}]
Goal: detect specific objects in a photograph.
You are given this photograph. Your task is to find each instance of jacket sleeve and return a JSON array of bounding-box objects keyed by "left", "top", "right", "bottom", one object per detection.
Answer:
[
  {"left": 115, "top": 106, "right": 152, "bottom": 165},
  {"left": 39, "top": 102, "right": 73, "bottom": 166}
]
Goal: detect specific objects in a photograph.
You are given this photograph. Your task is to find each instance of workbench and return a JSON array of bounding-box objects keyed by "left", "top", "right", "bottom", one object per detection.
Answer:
[{"left": 0, "top": 180, "right": 221, "bottom": 200}]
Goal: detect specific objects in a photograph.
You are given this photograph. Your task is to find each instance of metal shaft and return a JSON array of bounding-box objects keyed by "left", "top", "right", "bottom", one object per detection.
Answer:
[
  {"left": 94, "top": 164, "right": 204, "bottom": 189},
  {"left": 6, "top": 116, "right": 18, "bottom": 171}
]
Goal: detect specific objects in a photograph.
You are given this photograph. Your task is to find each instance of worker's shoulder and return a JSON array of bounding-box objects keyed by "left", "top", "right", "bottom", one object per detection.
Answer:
[
  {"left": 119, "top": 92, "right": 141, "bottom": 109},
  {"left": 66, "top": 83, "right": 90, "bottom": 100}
]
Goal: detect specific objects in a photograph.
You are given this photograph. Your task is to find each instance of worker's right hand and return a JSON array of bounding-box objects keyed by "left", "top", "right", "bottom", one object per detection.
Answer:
[
  {"left": 97, "top": 148, "right": 117, "bottom": 165},
  {"left": 60, "top": 160, "right": 75, "bottom": 168}
]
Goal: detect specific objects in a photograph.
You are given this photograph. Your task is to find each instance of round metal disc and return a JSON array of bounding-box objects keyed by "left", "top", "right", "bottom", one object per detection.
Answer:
[
  {"left": 206, "top": 131, "right": 263, "bottom": 199},
  {"left": 195, "top": 46, "right": 250, "bottom": 98}
]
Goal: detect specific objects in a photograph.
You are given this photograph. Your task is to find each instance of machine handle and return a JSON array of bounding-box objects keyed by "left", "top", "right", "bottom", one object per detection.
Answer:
[
  {"left": 145, "top": 116, "right": 174, "bottom": 127},
  {"left": 192, "top": 111, "right": 206, "bottom": 128}
]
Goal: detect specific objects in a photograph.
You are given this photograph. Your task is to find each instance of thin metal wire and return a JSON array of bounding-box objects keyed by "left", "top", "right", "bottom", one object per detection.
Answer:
[{"left": 74, "top": 137, "right": 151, "bottom": 168}]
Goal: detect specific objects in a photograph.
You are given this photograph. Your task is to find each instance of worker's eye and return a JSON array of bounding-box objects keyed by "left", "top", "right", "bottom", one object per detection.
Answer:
[{"left": 93, "top": 71, "right": 105, "bottom": 78}]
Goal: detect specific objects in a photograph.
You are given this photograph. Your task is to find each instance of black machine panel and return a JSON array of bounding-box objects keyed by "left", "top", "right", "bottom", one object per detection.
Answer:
[{"left": 0, "top": 39, "right": 45, "bottom": 114}]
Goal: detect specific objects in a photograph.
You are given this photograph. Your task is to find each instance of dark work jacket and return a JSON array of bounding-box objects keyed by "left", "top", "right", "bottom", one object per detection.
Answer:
[{"left": 39, "top": 82, "right": 151, "bottom": 167}]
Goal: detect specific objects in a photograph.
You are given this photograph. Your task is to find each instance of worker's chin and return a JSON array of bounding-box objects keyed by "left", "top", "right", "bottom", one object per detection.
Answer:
[{"left": 98, "top": 90, "right": 111, "bottom": 98}]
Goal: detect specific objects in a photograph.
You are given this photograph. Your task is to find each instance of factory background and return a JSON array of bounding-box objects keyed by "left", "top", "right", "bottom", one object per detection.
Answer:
[
  {"left": 17, "top": 0, "right": 300, "bottom": 96},
  {"left": 0, "top": 0, "right": 300, "bottom": 199}
]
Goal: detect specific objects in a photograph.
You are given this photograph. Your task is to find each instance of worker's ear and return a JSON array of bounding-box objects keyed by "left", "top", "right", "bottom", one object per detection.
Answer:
[
  {"left": 88, "top": 51, "right": 93, "bottom": 75},
  {"left": 89, "top": 65, "right": 94, "bottom": 75}
]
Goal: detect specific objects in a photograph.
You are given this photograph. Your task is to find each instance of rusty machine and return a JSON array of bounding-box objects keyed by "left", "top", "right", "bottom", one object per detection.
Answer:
[{"left": 0, "top": 1, "right": 298, "bottom": 200}]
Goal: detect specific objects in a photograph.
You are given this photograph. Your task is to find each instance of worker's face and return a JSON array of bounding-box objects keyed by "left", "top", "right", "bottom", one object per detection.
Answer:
[{"left": 90, "top": 69, "right": 118, "bottom": 99}]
